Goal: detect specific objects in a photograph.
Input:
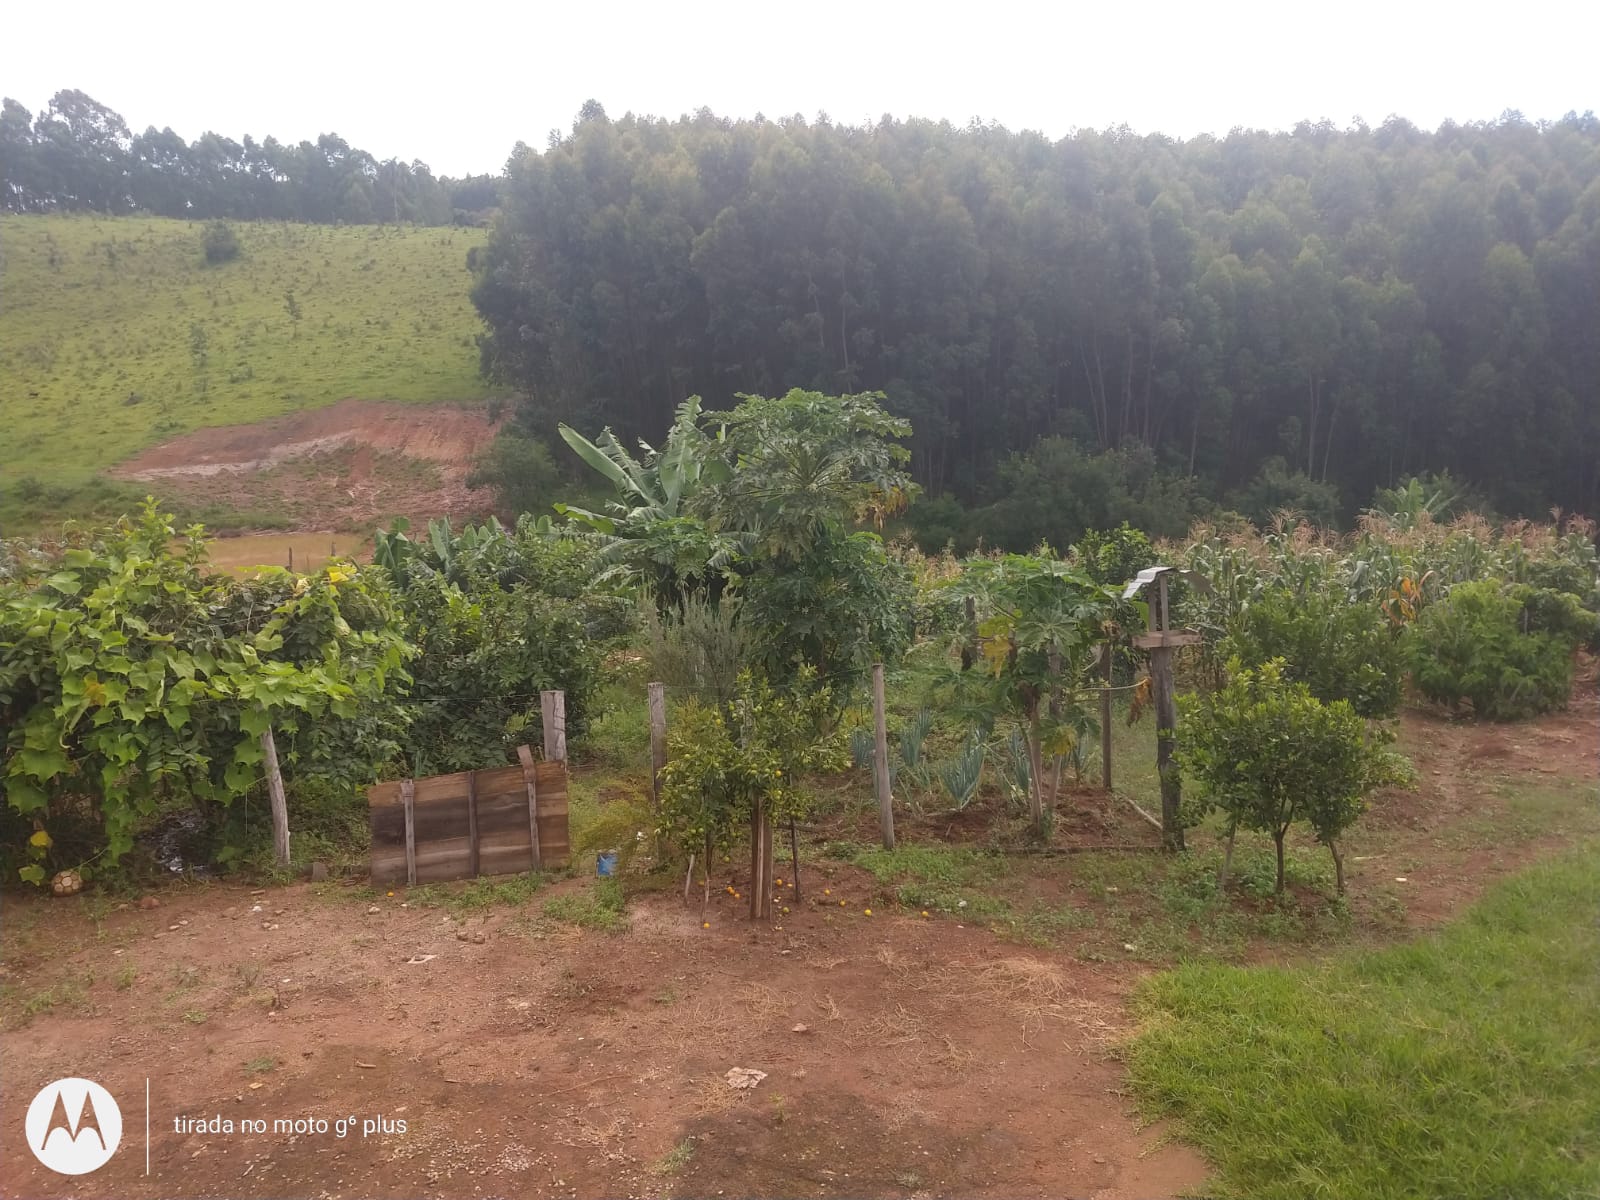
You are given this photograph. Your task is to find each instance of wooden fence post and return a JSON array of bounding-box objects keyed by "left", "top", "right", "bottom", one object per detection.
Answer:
[
  {"left": 1101, "top": 641, "right": 1114, "bottom": 791},
  {"left": 400, "top": 778, "right": 417, "bottom": 886},
  {"left": 465, "top": 769, "right": 480, "bottom": 879},
  {"left": 648, "top": 682, "right": 667, "bottom": 806},
  {"left": 1151, "top": 644, "right": 1183, "bottom": 852},
  {"left": 261, "top": 728, "right": 290, "bottom": 868},
  {"left": 872, "top": 663, "right": 895, "bottom": 850},
  {"left": 540, "top": 690, "right": 566, "bottom": 762},
  {"left": 1129, "top": 570, "right": 1199, "bottom": 851}
]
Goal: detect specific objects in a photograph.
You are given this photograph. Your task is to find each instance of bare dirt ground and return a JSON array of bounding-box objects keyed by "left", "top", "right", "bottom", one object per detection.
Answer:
[
  {"left": 111, "top": 400, "right": 501, "bottom": 531},
  {"left": 2, "top": 676, "right": 1595, "bottom": 1200},
  {"left": 0, "top": 878, "right": 1202, "bottom": 1200}
]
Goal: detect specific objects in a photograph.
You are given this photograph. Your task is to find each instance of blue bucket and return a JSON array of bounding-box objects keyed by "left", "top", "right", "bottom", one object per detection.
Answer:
[{"left": 596, "top": 850, "right": 619, "bottom": 877}]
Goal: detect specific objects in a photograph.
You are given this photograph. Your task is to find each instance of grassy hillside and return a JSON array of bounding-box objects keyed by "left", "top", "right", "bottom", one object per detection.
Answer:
[{"left": 0, "top": 215, "right": 489, "bottom": 500}]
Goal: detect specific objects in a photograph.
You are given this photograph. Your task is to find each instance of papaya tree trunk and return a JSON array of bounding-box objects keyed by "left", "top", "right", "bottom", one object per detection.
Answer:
[
  {"left": 1026, "top": 708, "right": 1046, "bottom": 838},
  {"left": 1273, "top": 828, "right": 1287, "bottom": 894},
  {"left": 1329, "top": 838, "right": 1346, "bottom": 896}
]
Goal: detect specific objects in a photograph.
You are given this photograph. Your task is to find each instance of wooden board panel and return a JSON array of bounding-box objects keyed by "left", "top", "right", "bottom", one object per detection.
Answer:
[{"left": 367, "top": 749, "right": 570, "bottom": 882}]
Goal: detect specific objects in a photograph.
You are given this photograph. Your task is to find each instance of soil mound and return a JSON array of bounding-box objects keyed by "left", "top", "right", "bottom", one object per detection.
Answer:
[{"left": 112, "top": 399, "right": 502, "bottom": 530}]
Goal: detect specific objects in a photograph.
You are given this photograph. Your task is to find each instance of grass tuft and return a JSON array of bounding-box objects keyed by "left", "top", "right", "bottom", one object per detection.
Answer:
[{"left": 542, "top": 878, "right": 628, "bottom": 932}]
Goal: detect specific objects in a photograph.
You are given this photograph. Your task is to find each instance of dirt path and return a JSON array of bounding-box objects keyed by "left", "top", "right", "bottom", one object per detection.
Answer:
[{"left": 1, "top": 877, "right": 1201, "bottom": 1200}]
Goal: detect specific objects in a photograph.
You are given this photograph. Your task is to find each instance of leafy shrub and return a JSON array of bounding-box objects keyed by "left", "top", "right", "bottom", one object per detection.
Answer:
[
  {"left": 396, "top": 569, "right": 602, "bottom": 773},
  {"left": 642, "top": 592, "right": 747, "bottom": 710},
  {"left": 0, "top": 504, "right": 410, "bottom": 881},
  {"left": 201, "top": 221, "right": 241, "bottom": 265},
  {"left": 1228, "top": 458, "right": 1342, "bottom": 528},
  {"left": 371, "top": 516, "right": 634, "bottom": 771},
  {"left": 903, "top": 494, "right": 973, "bottom": 555},
  {"left": 657, "top": 672, "right": 847, "bottom": 866},
  {"left": 1182, "top": 659, "right": 1405, "bottom": 894},
  {"left": 466, "top": 432, "right": 565, "bottom": 519},
  {"left": 1223, "top": 586, "right": 1404, "bottom": 719},
  {"left": 967, "top": 438, "right": 1201, "bottom": 552},
  {"left": 1409, "top": 581, "right": 1595, "bottom": 719},
  {"left": 1074, "top": 523, "right": 1156, "bottom": 590}
]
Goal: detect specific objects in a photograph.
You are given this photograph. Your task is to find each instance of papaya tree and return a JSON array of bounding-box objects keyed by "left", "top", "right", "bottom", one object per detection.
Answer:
[{"left": 951, "top": 555, "right": 1120, "bottom": 837}]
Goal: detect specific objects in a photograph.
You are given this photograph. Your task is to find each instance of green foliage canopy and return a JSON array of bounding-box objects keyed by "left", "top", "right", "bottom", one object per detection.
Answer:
[
  {"left": 0, "top": 504, "right": 410, "bottom": 879},
  {"left": 1182, "top": 660, "right": 1406, "bottom": 894}
]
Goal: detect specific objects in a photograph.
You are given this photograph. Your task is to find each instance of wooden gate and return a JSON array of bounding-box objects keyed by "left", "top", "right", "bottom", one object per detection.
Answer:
[{"left": 368, "top": 747, "right": 570, "bottom": 885}]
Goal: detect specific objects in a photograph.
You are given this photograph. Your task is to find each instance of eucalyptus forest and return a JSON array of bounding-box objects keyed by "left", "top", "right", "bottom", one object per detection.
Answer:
[{"left": 470, "top": 104, "right": 1600, "bottom": 534}]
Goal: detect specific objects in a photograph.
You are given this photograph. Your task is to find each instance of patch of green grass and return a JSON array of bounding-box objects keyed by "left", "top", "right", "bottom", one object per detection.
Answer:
[
  {"left": 115, "top": 964, "right": 137, "bottom": 990},
  {"left": 1127, "top": 844, "right": 1600, "bottom": 1199},
  {"left": 0, "top": 214, "right": 488, "bottom": 527},
  {"left": 243, "top": 1055, "right": 277, "bottom": 1074},
  {"left": 410, "top": 871, "right": 555, "bottom": 915},
  {"left": 652, "top": 1138, "right": 696, "bottom": 1175},
  {"left": 182, "top": 1008, "right": 209, "bottom": 1025},
  {"left": 542, "top": 878, "right": 628, "bottom": 931},
  {"left": 845, "top": 842, "right": 1011, "bottom": 916},
  {"left": 23, "top": 987, "right": 65, "bottom": 1017},
  {"left": 4, "top": 973, "right": 94, "bottom": 1026},
  {"left": 994, "top": 900, "right": 1098, "bottom": 946},
  {"left": 1444, "top": 775, "right": 1600, "bottom": 849}
]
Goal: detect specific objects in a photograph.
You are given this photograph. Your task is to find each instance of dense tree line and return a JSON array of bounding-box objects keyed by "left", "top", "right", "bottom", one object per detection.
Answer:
[
  {"left": 471, "top": 103, "right": 1600, "bottom": 529},
  {"left": 0, "top": 89, "right": 498, "bottom": 224}
]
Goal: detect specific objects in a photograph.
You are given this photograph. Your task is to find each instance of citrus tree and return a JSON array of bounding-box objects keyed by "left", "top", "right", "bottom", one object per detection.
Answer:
[
  {"left": 657, "top": 671, "right": 846, "bottom": 916},
  {"left": 1181, "top": 659, "right": 1406, "bottom": 895}
]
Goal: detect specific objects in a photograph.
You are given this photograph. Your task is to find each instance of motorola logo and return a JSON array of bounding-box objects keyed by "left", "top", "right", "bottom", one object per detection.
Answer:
[{"left": 25, "top": 1077, "right": 122, "bottom": 1175}]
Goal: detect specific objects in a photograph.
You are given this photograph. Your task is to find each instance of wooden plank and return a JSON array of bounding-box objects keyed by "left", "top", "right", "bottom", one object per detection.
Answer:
[
  {"left": 413, "top": 771, "right": 473, "bottom": 805},
  {"left": 470, "top": 764, "right": 526, "bottom": 798},
  {"left": 1132, "top": 630, "right": 1202, "bottom": 649},
  {"left": 262, "top": 728, "right": 290, "bottom": 868},
  {"left": 465, "top": 769, "right": 479, "bottom": 878},
  {"left": 368, "top": 780, "right": 405, "bottom": 807},
  {"left": 1151, "top": 646, "right": 1185, "bottom": 853},
  {"left": 517, "top": 745, "right": 542, "bottom": 871},
  {"left": 401, "top": 778, "right": 416, "bottom": 887},
  {"left": 370, "top": 755, "right": 572, "bottom": 882},
  {"left": 1100, "top": 641, "right": 1113, "bottom": 791}
]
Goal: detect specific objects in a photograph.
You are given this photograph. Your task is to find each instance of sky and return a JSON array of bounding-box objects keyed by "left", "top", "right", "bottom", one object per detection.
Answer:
[{"left": 3, "top": 0, "right": 1596, "bottom": 177}]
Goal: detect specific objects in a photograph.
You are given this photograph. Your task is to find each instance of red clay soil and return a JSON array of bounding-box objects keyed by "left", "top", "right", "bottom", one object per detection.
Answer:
[
  {"left": 0, "top": 874, "right": 1202, "bottom": 1200},
  {"left": 4, "top": 673, "right": 1593, "bottom": 1200},
  {"left": 110, "top": 400, "right": 501, "bottom": 530}
]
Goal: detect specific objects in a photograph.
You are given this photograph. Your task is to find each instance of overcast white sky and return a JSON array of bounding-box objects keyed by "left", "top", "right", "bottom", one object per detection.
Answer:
[{"left": 4, "top": 0, "right": 1596, "bottom": 177}]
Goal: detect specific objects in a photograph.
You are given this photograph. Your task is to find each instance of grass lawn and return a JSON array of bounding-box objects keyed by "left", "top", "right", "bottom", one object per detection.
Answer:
[
  {"left": 1127, "top": 841, "right": 1600, "bottom": 1199},
  {"left": 0, "top": 214, "right": 487, "bottom": 515}
]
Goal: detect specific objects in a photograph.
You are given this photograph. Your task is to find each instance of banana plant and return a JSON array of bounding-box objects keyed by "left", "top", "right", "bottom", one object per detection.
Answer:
[
  {"left": 555, "top": 395, "right": 720, "bottom": 531},
  {"left": 554, "top": 396, "right": 738, "bottom": 601}
]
